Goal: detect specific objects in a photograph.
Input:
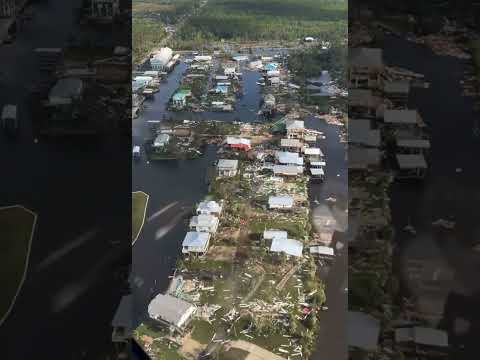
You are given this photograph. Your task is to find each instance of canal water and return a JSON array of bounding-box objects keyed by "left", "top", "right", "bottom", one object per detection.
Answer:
[
  {"left": 132, "top": 54, "right": 348, "bottom": 357},
  {"left": 383, "top": 34, "right": 480, "bottom": 356}
]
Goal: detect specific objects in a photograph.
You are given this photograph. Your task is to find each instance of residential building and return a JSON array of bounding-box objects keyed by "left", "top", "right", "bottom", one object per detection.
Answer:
[
  {"left": 309, "top": 245, "right": 335, "bottom": 258},
  {"left": 348, "top": 89, "right": 382, "bottom": 117},
  {"left": 189, "top": 214, "right": 219, "bottom": 233},
  {"left": 348, "top": 48, "right": 384, "bottom": 89},
  {"left": 0, "top": 0, "right": 15, "bottom": 18},
  {"left": 269, "top": 237, "right": 303, "bottom": 257},
  {"left": 194, "top": 55, "right": 212, "bottom": 62},
  {"left": 196, "top": 200, "right": 222, "bottom": 216},
  {"left": 148, "top": 294, "right": 197, "bottom": 333},
  {"left": 348, "top": 147, "right": 381, "bottom": 170},
  {"left": 395, "top": 154, "right": 427, "bottom": 179},
  {"left": 273, "top": 165, "right": 304, "bottom": 177},
  {"left": 182, "top": 232, "right": 211, "bottom": 255},
  {"left": 348, "top": 119, "right": 381, "bottom": 148},
  {"left": 225, "top": 137, "right": 251, "bottom": 151},
  {"left": 276, "top": 151, "right": 304, "bottom": 166},
  {"left": 263, "top": 230, "right": 288, "bottom": 241},
  {"left": 150, "top": 47, "right": 173, "bottom": 71},
  {"left": 383, "top": 80, "right": 410, "bottom": 105},
  {"left": 48, "top": 78, "right": 84, "bottom": 105},
  {"left": 395, "top": 137, "right": 431, "bottom": 155},
  {"left": 91, "top": 0, "right": 120, "bottom": 21},
  {"left": 280, "top": 138, "right": 303, "bottom": 152},
  {"left": 268, "top": 195, "right": 294, "bottom": 210},
  {"left": 285, "top": 119, "right": 305, "bottom": 139},
  {"left": 217, "top": 159, "right": 238, "bottom": 177},
  {"left": 172, "top": 91, "right": 190, "bottom": 109}
]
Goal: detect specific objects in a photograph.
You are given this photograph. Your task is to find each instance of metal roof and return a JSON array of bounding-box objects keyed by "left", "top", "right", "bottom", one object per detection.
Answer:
[
  {"left": 285, "top": 119, "right": 305, "bottom": 130},
  {"left": 384, "top": 80, "right": 410, "bottom": 94},
  {"left": 348, "top": 311, "right": 380, "bottom": 351},
  {"left": 273, "top": 165, "right": 304, "bottom": 176},
  {"left": 348, "top": 119, "right": 381, "bottom": 147},
  {"left": 197, "top": 200, "right": 222, "bottom": 214},
  {"left": 154, "top": 134, "right": 170, "bottom": 147},
  {"left": 148, "top": 293, "right": 196, "bottom": 327},
  {"left": 384, "top": 109, "right": 419, "bottom": 124},
  {"left": 348, "top": 147, "right": 381, "bottom": 169},
  {"left": 263, "top": 230, "right": 288, "bottom": 240},
  {"left": 189, "top": 214, "right": 218, "bottom": 228},
  {"left": 309, "top": 245, "right": 334, "bottom": 256},
  {"left": 304, "top": 147, "right": 324, "bottom": 156},
  {"left": 226, "top": 137, "right": 251, "bottom": 146},
  {"left": 270, "top": 238, "right": 303, "bottom": 257},
  {"left": 310, "top": 168, "right": 325, "bottom": 176},
  {"left": 268, "top": 195, "right": 294, "bottom": 208},
  {"left": 396, "top": 154, "right": 427, "bottom": 169},
  {"left": 396, "top": 138, "right": 431, "bottom": 149},
  {"left": 49, "top": 78, "right": 84, "bottom": 104},
  {"left": 182, "top": 232, "right": 210, "bottom": 248},
  {"left": 310, "top": 161, "right": 326, "bottom": 167},
  {"left": 280, "top": 138, "right": 302, "bottom": 148},
  {"left": 217, "top": 159, "right": 238, "bottom": 170},
  {"left": 276, "top": 151, "right": 304, "bottom": 165},
  {"left": 395, "top": 327, "right": 448, "bottom": 347}
]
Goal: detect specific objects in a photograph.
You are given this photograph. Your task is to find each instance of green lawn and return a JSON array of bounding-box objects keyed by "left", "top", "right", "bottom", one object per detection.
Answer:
[
  {"left": 132, "top": 192, "right": 149, "bottom": 242},
  {"left": 0, "top": 206, "right": 36, "bottom": 324},
  {"left": 190, "top": 319, "right": 216, "bottom": 344}
]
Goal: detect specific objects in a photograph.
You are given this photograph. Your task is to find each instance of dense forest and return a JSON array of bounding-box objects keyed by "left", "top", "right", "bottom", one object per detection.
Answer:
[
  {"left": 132, "top": 18, "right": 166, "bottom": 64},
  {"left": 176, "top": 0, "right": 347, "bottom": 45}
]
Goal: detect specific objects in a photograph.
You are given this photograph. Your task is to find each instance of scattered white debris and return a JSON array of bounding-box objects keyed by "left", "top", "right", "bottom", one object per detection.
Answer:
[{"left": 325, "top": 197, "right": 337, "bottom": 203}]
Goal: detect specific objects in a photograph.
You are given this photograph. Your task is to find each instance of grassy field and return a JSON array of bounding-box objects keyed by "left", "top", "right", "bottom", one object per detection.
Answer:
[
  {"left": 132, "top": 191, "right": 149, "bottom": 242},
  {"left": 0, "top": 206, "right": 36, "bottom": 324},
  {"left": 176, "top": 0, "right": 347, "bottom": 45}
]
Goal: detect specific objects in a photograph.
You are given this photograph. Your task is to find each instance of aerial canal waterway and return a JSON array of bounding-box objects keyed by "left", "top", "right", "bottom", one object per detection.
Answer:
[
  {"left": 132, "top": 52, "right": 347, "bottom": 357},
  {"left": 383, "top": 34, "right": 480, "bottom": 357}
]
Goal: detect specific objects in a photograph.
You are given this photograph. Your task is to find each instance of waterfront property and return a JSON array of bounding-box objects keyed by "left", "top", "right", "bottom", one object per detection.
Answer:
[
  {"left": 395, "top": 154, "right": 428, "bottom": 179},
  {"left": 273, "top": 164, "right": 304, "bottom": 177},
  {"left": 348, "top": 89, "right": 382, "bottom": 117},
  {"left": 285, "top": 119, "right": 305, "bottom": 139},
  {"left": 347, "top": 147, "right": 382, "bottom": 170},
  {"left": 280, "top": 138, "right": 303, "bottom": 152},
  {"left": 216, "top": 159, "right": 239, "bottom": 177},
  {"left": 394, "top": 327, "right": 449, "bottom": 356},
  {"left": 276, "top": 151, "right": 304, "bottom": 166},
  {"left": 268, "top": 195, "right": 294, "bottom": 210},
  {"left": 189, "top": 214, "right": 219, "bottom": 233},
  {"left": 383, "top": 80, "right": 410, "bottom": 105},
  {"left": 172, "top": 90, "right": 191, "bottom": 110},
  {"left": 147, "top": 293, "right": 197, "bottom": 334},
  {"left": 153, "top": 133, "right": 170, "bottom": 149},
  {"left": 196, "top": 200, "right": 222, "bottom": 216},
  {"left": 182, "top": 232, "right": 211, "bottom": 255},
  {"left": 348, "top": 47, "right": 384, "bottom": 89},
  {"left": 224, "top": 137, "right": 251, "bottom": 151},
  {"left": 348, "top": 311, "right": 380, "bottom": 352},
  {"left": 263, "top": 229, "right": 288, "bottom": 241},
  {"left": 348, "top": 119, "right": 381, "bottom": 148}
]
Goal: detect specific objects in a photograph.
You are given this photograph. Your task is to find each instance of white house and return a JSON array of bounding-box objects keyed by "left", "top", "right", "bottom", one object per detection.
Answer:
[
  {"left": 276, "top": 151, "right": 304, "bottom": 166},
  {"left": 182, "top": 232, "right": 211, "bottom": 255},
  {"left": 197, "top": 200, "right": 222, "bottom": 216},
  {"left": 285, "top": 119, "right": 305, "bottom": 139},
  {"left": 273, "top": 165, "right": 304, "bottom": 177},
  {"left": 148, "top": 293, "right": 197, "bottom": 333},
  {"left": 217, "top": 159, "right": 239, "bottom": 177},
  {"left": 280, "top": 138, "right": 303, "bottom": 152},
  {"left": 189, "top": 214, "right": 219, "bottom": 233},
  {"left": 268, "top": 195, "right": 294, "bottom": 210},
  {"left": 263, "top": 229, "right": 288, "bottom": 240},
  {"left": 270, "top": 237, "right": 303, "bottom": 257},
  {"left": 224, "top": 67, "right": 237, "bottom": 78},
  {"left": 150, "top": 47, "right": 173, "bottom": 71}
]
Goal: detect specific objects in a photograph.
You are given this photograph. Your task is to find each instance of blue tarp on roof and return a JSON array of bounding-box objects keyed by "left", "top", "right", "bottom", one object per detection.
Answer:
[
  {"left": 215, "top": 85, "right": 229, "bottom": 94},
  {"left": 264, "top": 63, "right": 279, "bottom": 71}
]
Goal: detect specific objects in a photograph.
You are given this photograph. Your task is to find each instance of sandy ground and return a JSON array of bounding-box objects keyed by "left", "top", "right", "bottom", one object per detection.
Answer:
[
  {"left": 228, "top": 340, "right": 287, "bottom": 360},
  {"left": 179, "top": 332, "right": 207, "bottom": 359}
]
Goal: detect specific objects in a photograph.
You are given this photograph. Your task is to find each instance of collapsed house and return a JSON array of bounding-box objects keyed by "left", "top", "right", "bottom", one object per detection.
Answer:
[
  {"left": 217, "top": 159, "right": 239, "bottom": 177},
  {"left": 148, "top": 294, "right": 197, "bottom": 333}
]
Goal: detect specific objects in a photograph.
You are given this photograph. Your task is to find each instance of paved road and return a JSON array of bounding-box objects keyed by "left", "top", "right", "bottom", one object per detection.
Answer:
[{"left": 0, "top": 1, "right": 131, "bottom": 358}]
